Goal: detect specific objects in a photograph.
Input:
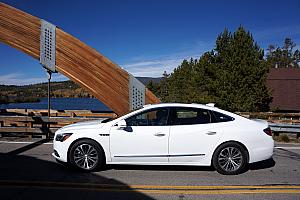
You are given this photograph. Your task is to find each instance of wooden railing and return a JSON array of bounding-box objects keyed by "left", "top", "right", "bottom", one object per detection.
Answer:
[
  {"left": 0, "top": 109, "right": 117, "bottom": 118},
  {"left": 0, "top": 109, "right": 115, "bottom": 138},
  {"left": 236, "top": 112, "right": 300, "bottom": 124},
  {"left": 0, "top": 109, "right": 299, "bottom": 139},
  {"left": 237, "top": 112, "right": 300, "bottom": 139}
]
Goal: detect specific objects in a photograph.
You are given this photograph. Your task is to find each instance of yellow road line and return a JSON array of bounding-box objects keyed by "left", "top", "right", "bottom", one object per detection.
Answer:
[
  {"left": 1, "top": 180, "right": 300, "bottom": 195},
  {"left": 1, "top": 185, "right": 300, "bottom": 195},
  {"left": 130, "top": 185, "right": 300, "bottom": 189},
  {"left": 1, "top": 180, "right": 300, "bottom": 190},
  {"left": 135, "top": 189, "right": 300, "bottom": 195}
]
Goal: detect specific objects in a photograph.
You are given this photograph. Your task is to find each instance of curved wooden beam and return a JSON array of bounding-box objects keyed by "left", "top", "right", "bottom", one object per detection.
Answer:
[{"left": 0, "top": 3, "right": 160, "bottom": 116}]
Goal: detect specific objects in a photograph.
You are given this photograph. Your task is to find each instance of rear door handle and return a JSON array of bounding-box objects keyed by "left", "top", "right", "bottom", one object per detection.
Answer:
[
  {"left": 206, "top": 131, "right": 217, "bottom": 135},
  {"left": 154, "top": 133, "right": 165, "bottom": 137}
]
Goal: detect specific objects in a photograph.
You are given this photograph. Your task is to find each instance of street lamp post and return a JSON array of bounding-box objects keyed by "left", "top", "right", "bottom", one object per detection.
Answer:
[{"left": 46, "top": 70, "right": 52, "bottom": 139}]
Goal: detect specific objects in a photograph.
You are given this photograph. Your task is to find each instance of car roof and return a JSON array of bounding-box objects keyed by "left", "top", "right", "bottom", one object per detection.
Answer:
[
  {"left": 111, "top": 102, "right": 245, "bottom": 123},
  {"left": 143, "top": 103, "right": 216, "bottom": 110},
  {"left": 141, "top": 103, "right": 243, "bottom": 119}
]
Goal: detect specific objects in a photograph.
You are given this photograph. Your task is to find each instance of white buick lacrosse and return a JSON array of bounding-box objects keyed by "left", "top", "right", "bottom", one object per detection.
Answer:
[{"left": 53, "top": 103, "right": 274, "bottom": 175}]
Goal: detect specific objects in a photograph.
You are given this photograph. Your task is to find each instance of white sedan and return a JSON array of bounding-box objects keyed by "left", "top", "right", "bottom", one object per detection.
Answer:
[{"left": 52, "top": 103, "right": 274, "bottom": 175}]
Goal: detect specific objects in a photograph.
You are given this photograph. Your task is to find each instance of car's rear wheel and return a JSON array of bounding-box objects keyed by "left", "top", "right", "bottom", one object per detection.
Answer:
[
  {"left": 69, "top": 139, "right": 105, "bottom": 172},
  {"left": 212, "top": 142, "right": 248, "bottom": 175}
]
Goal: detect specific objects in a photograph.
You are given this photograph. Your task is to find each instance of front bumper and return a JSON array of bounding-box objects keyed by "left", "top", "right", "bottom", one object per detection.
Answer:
[{"left": 52, "top": 139, "right": 69, "bottom": 162}]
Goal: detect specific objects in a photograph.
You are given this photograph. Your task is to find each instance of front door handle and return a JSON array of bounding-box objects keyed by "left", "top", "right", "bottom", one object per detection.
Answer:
[
  {"left": 154, "top": 133, "right": 165, "bottom": 137},
  {"left": 206, "top": 131, "right": 217, "bottom": 135}
]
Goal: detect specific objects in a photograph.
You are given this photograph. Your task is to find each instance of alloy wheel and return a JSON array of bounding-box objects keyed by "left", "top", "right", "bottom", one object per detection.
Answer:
[
  {"left": 73, "top": 144, "right": 99, "bottom": 170},
  {"left": 218, "top": 147, "right": 243, "bottom": 172}
]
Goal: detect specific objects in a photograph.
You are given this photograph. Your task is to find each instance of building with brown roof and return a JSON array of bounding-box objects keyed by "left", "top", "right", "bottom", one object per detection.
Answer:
[{"left": 267, "top": 68, "right": 300, "bottom": 111}]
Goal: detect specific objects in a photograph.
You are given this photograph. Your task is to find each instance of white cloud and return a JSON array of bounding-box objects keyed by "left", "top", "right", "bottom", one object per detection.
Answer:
[
  {"left": 125, "top": 61, "right": 162, "bottom": 68},
  {"left": 52, "top": 73, "right": 69, "bottom": 82},
  {"left": 0, "top": 39, "right": 213, "bottom": 84},
  {"left": 0, "top": 73, "right": 44, "bottom": 85},
  {"left": 123, "top": 57, "right": 190, "bottom": 77},
  {"left": 0, "top": 72, "right": 68, "bottom": 86},
  {"left": 122, "top": 40, "right": 213, "bottom": 77}
]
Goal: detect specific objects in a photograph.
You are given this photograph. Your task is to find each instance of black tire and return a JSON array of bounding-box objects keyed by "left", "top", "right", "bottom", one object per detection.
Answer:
[
  {"left": 69, "top": 139, "right": 105, "bottom": 172},
  {"left": 212, "top": 142, "right": 248, "bottom": 175}
]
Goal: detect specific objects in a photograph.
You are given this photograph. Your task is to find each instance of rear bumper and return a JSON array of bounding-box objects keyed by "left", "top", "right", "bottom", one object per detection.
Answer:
[{"left": 249, "top": 139, "right": 274, "bottom": 163}]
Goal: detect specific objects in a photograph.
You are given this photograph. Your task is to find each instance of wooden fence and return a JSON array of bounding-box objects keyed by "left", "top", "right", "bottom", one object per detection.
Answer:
[
  {"left": 236, "top": 112, "right": 300, "bottom": 124},
  {"left": 0, "top": 109, "right": 299, "bottom": 139},
  {"left": 0, "top": 109, "right": 116, "bottom": 138},
  {"left": 0, "top": 109, "right": 117, "bottom": 118}
]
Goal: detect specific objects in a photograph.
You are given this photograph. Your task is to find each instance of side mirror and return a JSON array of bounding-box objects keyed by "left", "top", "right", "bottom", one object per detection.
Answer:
[
  {"left": 117, "top": 119, "right": 127, "bottom": 129},
  {"left": 117, "top": 119, "right": 132, "bottom": 132}
]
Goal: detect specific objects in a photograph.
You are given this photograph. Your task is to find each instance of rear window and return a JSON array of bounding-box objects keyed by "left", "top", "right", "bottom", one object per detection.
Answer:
[{"left": 211, "top": 111, "right": 234, "bottom": 123}]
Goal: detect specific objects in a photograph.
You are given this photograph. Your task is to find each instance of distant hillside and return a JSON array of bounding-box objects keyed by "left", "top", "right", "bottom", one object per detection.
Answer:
[
  {"left": 0, "top": 77, "right": 161, "bottom": 103},
  {"left": 0, "top": 81, "right": 88, "bottom": 99},
  {"left": 136, "top": 77, "right": 162, "bottom": 85}
]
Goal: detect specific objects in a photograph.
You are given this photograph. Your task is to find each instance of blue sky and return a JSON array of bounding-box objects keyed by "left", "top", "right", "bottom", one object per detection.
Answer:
[{"left": 1, "top": 0, "right": 300, "bottom": 85}]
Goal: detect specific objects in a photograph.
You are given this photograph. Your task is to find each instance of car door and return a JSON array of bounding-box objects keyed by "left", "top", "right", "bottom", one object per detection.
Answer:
[
  {"left": 168, "top": 107, "right": 223, "bottom": 163},
  {"left": 110, "top": 107, "right": 170, "bottom": 163}
]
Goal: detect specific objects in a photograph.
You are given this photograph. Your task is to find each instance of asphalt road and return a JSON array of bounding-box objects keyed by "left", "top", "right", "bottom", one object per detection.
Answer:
[{"left": 0, "top": 138, "right": 299, "bottom": 200}]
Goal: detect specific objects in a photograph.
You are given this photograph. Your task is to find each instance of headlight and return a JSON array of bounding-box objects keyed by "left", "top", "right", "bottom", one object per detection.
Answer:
[{"left": 55, "top": 133, "right": 73, "bottom": 142}]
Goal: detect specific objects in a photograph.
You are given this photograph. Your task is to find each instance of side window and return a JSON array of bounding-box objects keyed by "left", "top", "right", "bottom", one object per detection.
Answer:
[
  {"left": 125, "top": 108, "right": 169, "bottom": 126},
  {"left": 211, "top": 111, "right": 234, "bottom": 123},
  {"left": 170, "top": 107, "right": 211, "bottom": 125}
]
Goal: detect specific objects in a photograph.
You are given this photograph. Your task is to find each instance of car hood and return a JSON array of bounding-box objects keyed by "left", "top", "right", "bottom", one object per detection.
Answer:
[{"left": 57, "top": 119, "right": 105, "bottom": 133}]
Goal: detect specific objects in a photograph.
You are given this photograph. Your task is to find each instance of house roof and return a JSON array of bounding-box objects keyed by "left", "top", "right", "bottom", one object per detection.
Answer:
[
  {"left": 267, "top": 68, "right": 300, "bottom": 111},
  {"left": 267, "top": 68, "right": 300, "bottom": 80}
]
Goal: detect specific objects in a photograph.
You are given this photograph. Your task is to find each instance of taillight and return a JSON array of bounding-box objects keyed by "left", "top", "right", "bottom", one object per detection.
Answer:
[{"left": 263, "top": 127, "right": 272, "bottom": 136}]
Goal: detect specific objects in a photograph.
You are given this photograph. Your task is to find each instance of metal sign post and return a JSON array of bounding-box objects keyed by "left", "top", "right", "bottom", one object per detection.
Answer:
[
  {"left": 40, "top": 19, "right": 57, "bottom": 138},
  {"left": 46, "top": 70, "right": 52, "bottom": 139},
  {"left": 46, "top": 70, "right": 52, "bottom": 116}
]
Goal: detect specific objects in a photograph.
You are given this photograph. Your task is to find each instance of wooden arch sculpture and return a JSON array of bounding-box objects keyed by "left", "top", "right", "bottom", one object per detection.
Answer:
[{"left": 0, "top": 3, "right": 160, "bottom": 116}]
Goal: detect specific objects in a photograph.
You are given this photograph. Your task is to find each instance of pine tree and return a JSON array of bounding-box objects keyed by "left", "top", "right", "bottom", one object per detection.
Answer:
[
  {"left": 154, "top": 26, "right": 272, "bottom": 112},
  {"left": 213, "top": 26, "right": 272, "bottom": 111},
  {"left": 266, "top": 38, "right": 299, "bottom": 68},
  {"left": 146, "top": 80, "right": 161, "bottom": 98},
  {"left": 165, "top": 59, "right": 197, "bottom": 103}
]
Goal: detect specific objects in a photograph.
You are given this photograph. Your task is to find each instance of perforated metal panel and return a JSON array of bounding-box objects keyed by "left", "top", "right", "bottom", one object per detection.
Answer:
[
  {"left": 40, "top": 19, "right": 56, "bottom": 72},
  {"left": 129, "top": 75, "right": 145, "bottom": 110}
]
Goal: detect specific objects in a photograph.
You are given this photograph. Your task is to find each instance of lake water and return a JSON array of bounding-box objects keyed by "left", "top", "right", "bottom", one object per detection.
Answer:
[{"left": 0, "top": 98, "right": 111, "bottom": 112}]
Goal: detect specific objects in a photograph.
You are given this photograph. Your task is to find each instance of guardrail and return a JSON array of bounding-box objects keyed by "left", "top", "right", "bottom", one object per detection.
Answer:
[
  {"left": 238, "top": 112, "right": 300, "bottom": 139},
  {"left": 269, "top": 123, "right": 300, "bottom": 139}
]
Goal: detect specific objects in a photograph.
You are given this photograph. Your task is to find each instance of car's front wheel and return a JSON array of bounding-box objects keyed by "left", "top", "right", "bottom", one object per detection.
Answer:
[
  {"left": 212, "top": 142, "right": 248, "bottom": 175},
  {"left": 69, "top": 139, "right": 105, "bottom": 172}
]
